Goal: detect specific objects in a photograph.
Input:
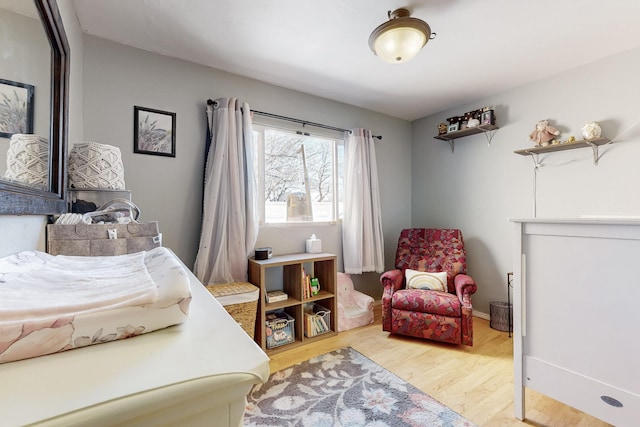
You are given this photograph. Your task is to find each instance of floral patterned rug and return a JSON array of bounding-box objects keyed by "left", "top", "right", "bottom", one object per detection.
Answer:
[{"left": 244, "top": 347, "right": 477, "bottom": 427}]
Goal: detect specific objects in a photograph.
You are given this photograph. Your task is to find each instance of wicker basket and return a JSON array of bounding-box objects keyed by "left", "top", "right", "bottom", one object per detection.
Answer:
[
  {"left": 490, "top": 301, "right": 512, "bottom": 332},
  {"left": 206, "top": 282, "right": 259, "bottom": 339},
  {"left": 68, "top": 142, "right": 126, "bottom": 189},
  {"left": 4, "top": 134, "right": 49, "bottom": 189}
]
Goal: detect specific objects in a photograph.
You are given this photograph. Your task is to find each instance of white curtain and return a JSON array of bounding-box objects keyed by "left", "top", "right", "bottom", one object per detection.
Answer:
[
  {"left": 194, "top": 97, "right": 259, "bottom": 285},
  {"left": 342, "top": 128, "right": 384, "bottom": 274}
]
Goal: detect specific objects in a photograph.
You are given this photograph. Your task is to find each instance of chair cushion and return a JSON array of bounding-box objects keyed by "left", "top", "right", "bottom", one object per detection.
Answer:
[
  {"left": 391, "top": 309, "right": 462, "bottom": 344},
  {"left": 391, "top": 289, "right": 461, "bottom": 317}
]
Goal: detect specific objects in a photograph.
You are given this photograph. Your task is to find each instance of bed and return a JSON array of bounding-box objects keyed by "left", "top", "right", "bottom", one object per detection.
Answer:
[
  {"left": 0, "top": 249, "right": 270, "bottom": 426},
  {"left": 0, "top": 247, "right": 192, "bottom": 364}
]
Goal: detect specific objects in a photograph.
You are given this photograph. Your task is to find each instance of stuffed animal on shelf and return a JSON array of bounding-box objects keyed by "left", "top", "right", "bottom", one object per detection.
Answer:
[
  {"left": 581, "top": 121, "right": 602, "bottom": 140},
  {"left": 529, "top": 120, "right": 560, "bottom": 147}
]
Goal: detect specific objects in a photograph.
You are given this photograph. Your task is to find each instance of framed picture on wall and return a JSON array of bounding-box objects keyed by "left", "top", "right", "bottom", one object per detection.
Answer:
[
  {"left": 133, "top": 106, "right": 176, "bottom": 157},
  {"left": 481, "top": 110, "right": 495, "bottom": 125},
  {"left": 0, "top": 79, "right": 34, "bottom": 138}
]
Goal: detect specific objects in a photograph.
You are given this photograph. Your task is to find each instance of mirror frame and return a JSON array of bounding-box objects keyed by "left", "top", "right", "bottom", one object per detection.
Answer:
[{"left": 0, "top": 0, "right": 69, "bottom": 215}]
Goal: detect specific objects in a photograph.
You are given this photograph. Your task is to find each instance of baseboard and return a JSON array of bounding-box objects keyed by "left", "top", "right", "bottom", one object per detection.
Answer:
[{"left": 473, "top": 310, "right": 489, "bottom": 320}]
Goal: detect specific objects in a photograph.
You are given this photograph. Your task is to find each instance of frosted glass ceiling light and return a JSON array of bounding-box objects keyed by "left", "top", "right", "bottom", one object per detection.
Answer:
[{"left": 369, "top": 8, "right": 434, "bottom": 64}]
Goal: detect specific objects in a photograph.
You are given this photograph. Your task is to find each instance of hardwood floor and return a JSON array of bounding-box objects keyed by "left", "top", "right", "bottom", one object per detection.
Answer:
[{"left": 266, "top": 310, "right": 611, "bottom": 427}]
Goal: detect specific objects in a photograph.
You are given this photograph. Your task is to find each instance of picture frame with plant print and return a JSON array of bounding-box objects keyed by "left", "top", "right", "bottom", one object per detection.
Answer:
[
  {"left": 0, "top": 79, "right": 34, "bottom": 139},
  {"left": 133, "top": 106, "right": 176, "bottom": 157}
]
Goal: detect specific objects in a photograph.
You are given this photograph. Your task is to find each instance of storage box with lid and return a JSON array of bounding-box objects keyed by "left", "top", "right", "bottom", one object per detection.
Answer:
[{"left": 206, "top": 282, "right": 259, "bottom": 338}]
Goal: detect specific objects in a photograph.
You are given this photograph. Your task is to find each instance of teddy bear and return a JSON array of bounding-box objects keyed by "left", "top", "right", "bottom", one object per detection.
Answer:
[{"left": 529, "top": 120, "right": 560, "bottom": 147}]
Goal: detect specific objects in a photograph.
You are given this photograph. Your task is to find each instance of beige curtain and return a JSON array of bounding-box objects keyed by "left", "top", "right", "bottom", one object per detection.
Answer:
[
  {"left": 342, "top": 128, "right": 384, "bottom": 274},
  {"left": 194, "top": 97, "right": 258, "bottom": 285}
]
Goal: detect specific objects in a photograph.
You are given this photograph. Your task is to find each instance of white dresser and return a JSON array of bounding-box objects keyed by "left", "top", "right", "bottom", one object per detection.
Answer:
[
  {"left": 511, "top": 218, "right": 640, "bottom": 426},
  {"left": 1, "top": 263, "right": 270, "bottom": 427}
]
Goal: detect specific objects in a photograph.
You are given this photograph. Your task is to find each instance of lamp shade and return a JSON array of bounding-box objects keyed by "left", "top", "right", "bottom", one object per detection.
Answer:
[{"left": 369, "top": 8, "right": 432, "bottom": 64}]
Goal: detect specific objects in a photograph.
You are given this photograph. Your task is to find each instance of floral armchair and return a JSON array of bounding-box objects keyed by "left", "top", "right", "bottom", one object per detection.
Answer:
[{"left": 380, "top": 228, "right": 477, "bottom": 346}]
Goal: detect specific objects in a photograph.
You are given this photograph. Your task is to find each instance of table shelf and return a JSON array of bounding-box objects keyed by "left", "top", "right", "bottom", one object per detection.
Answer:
[{"left": 249, "top": 253, "right": 338, "bottom": 354}]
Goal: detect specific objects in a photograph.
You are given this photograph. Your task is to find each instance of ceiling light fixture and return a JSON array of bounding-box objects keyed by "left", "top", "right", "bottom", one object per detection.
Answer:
[{"left": 368, "top": 8, "right": 435, "bottom": 64}]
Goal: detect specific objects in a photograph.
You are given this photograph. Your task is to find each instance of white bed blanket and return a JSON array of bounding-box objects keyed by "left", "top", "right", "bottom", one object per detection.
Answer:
[
  {"left": 0, "top": 251, "right": 158, "bottom": 322},
  {"left": 0, "top": 247, "right": 191, "bottom": 364}
]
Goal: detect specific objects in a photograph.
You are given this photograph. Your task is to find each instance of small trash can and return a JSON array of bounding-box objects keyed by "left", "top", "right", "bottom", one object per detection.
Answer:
[
  {"left": 206, "top": 282, "right": 259, "bottom": 338},
  {"left": 489, "top": 301, "right": 512, "bottom": 332}
]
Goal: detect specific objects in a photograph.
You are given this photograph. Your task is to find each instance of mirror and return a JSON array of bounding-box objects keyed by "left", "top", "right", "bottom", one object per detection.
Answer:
[{"left": 0, "top": 0, "right": 68, "bottom": 215}]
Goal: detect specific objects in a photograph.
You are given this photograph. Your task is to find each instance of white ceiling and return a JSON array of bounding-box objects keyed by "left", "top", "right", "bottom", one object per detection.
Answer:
[{"left": 71, "top": 0, "right": 640, "bottom": 122}]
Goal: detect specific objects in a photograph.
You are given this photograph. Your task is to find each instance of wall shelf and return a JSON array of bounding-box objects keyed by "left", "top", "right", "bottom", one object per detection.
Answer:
[
  {"left": 514, "top": 137, "right": 611, "bottom": 166},
  {"left": 434, "top": 124, "right": 499, "bottom": 152}
]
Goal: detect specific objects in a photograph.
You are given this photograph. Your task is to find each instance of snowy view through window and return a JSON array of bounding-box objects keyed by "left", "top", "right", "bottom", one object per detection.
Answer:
[{"left": 254, "top": 125, "right": 343, "bottom": 223}]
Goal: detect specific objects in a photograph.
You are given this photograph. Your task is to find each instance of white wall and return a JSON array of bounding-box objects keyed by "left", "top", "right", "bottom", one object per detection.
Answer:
[
  {"left": 81, "top": 35, "right": 412, "bottom": 298},
  {"left": 11, "top": 9, "right": 638, "bottom": 311},
  {"left": 411, "top": 46, "right": 640, "bottom": 313},
  {"left": 0, "top": 0, "right": 84, "bottom": 257}
]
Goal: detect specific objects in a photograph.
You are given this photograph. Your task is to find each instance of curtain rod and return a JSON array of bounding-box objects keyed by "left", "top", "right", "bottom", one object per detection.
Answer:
[{"left": 206, "top": 99, "right": 382, "bottom": 140}]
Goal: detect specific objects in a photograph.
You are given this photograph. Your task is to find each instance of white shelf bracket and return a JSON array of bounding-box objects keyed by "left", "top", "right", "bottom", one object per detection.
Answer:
[
  {"left": 527, "top": 153, "right": 542, "bottom": 169},
  {"left": 484, "top": 130, "right": 496, "bottom": 146},
  {"left": 585, "top": 141, "right": 600, "bottom": 165},
  {"left": 448, "top": 140, "right": 455, "bottom": 153}
]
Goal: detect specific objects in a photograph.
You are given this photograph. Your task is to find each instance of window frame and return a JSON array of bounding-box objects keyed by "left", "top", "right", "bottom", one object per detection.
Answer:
[{"left": 252, "top": 122, "right": 344, "bottom": 226}]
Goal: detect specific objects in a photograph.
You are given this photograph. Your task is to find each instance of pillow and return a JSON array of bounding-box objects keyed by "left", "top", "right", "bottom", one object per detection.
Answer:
[{"left": 405, "top": 269, "right": 447, "bottom": 292}]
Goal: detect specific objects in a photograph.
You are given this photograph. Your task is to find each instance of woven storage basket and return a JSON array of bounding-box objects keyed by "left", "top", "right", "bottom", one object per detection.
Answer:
[
  {"left": 4, "top": 134, "right": 48, "bottom": 188},
  {"left": 490, "top": 301, "right": 512, "bottom": 332},
  {"left": 68, "top": 142, "right": 125, "bottom": 189},
  {"left": 46, "top": 222, "right": 161, "bottom": 256},
  {"left": 206, "top": 282, "right": 259, "bottom": 339}
]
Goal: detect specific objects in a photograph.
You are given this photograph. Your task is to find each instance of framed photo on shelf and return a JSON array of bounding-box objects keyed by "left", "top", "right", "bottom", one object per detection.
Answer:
[
  {"left": 447, "top": 123, "right": 459, "bottom": 133},
  {"left": 481, "top": 110, "right": 494, "bottom": 125},
  {"left": 134, "top": 106, "right": 176, "bottom": 157},
  {"left": 0, "top": 79, "right": 34, "bottom": 138}
]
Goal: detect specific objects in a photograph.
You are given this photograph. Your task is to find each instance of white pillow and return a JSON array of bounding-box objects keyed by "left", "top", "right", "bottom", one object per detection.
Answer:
[{"left": 405, "top": 269, "right": 447, "bottom": 292}]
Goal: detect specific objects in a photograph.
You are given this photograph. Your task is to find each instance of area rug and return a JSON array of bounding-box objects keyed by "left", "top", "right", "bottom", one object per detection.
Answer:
[{"left": 244, "top": 347, "right": 477, "bottom": 427}]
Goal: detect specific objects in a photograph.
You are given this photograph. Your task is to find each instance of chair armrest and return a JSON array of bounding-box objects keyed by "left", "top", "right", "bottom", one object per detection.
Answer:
[
  {"left": 350, "top": 291, "right": 374, "bottom": 310},
  {"left": 380, "top": 269, "right": 404, "bottom": 293},
  {"left": 454, "top": 273, "right": 477, "bottom": 306},
  {"left": 380, "top": 269, "right": 403, "bottom": 332}
]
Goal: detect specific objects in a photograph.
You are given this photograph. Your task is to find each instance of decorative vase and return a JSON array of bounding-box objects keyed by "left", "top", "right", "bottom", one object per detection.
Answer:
[
  {"left": 467, "top": 118, "right": 480, "bottom": 128},
  {"left": 581, "top": 121, "right": 602, "bottom": 140}
]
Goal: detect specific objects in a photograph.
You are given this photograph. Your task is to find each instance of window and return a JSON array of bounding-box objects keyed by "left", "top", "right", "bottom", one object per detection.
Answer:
[{"left": 253, "top": 124, "right": 344, "bottom": 224}]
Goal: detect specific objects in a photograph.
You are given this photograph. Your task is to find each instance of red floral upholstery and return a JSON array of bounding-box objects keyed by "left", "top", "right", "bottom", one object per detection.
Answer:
[{"left": 380, "top": 228, "right": 477, "bottom": 346}]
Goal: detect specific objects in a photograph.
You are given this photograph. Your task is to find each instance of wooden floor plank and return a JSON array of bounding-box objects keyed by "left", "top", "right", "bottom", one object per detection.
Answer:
[{"left": 265, "top": 310, "right": 611, "bottom": 427}]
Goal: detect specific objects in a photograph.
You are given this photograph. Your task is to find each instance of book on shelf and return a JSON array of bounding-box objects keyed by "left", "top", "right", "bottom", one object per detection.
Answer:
[
  {"left": 302, "top": 268, "right": 313, "bottom": 299},
  {"left": 305, "top": 312, "right": 329, "bottom": 336},
  {"left": 266, "top": 290, "right": 288, "bottom": 303}
]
